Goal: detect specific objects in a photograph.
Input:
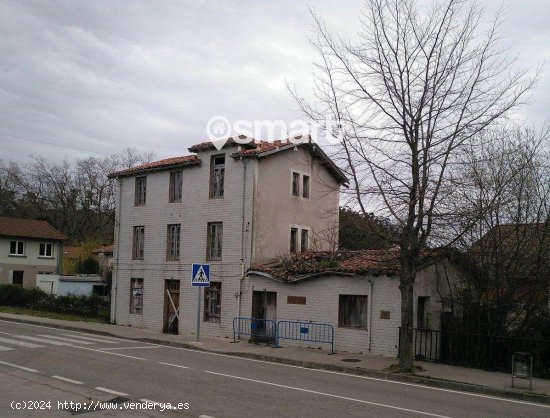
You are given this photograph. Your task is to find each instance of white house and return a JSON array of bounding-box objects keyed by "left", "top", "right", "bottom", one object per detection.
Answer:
[
  {"left": 36, "top": 274, "right": 107, "bottom": 297},
  {"left": 245, "top": 249, "right": 461, "bottom": 356},
  {"left": 108, "top": 137, "right": 347, "bottom": 335}
]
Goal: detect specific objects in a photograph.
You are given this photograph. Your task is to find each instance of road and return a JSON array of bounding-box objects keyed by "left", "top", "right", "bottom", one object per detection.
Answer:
[{"left": 0, "top": 319, "right": 548, "bottom": 418}]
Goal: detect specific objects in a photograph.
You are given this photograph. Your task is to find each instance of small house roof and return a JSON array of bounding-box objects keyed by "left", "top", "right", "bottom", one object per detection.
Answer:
[{"left": 0, "top": 217, "right": 66, "bottom": 241}]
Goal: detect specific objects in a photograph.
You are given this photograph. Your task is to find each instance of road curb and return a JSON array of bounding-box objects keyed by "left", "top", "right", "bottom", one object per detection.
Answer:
[{"left": 2, "top": 315, "right": 549, "bottom": 405}]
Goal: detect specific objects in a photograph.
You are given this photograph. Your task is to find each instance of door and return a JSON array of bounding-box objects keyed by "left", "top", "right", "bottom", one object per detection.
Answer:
[
  {"left": 163, "top": 280, "right": 180, "bottom": 334},
  {"left": 12, "top": 271, "right": 24, "bottom": 287},
  {"left": 251, "top": 291, "right": 277, "bottom": 342}
]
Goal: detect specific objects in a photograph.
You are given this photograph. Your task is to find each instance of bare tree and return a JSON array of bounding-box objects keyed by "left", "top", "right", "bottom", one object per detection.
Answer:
[{"left": 291, "top": 0, "right": 538, "bottom": 370}]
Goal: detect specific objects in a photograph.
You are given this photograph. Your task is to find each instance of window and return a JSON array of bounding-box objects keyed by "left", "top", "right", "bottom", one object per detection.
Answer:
[
  {"left": 204, "top": 282, "right": 221, "bottom": 322},
  {"left": 291, "top": 172, "right": 300, "bottom": 196},
  {"left": 300, "top": 229, "right": 309, "bottom": 253},
  {"left": 12, "top": 271, "right": 24, "bottom": 287},
  {"left": 169, "top": 171, "right": 183, "bottom": 203},
  {"left": 9, "top": 240, "right": 24, "bottom": 256},
  {"left": 302, "top": 175, "right": 310, "bottom": 198},
  {"left": 166, "top": 224, "right": 181, "bottom": 261},
  {"left": 130, "top": 278, "right": 144, "bottom": 314},
  {"left": 210, "top": 155, "right": 225, "bottom": 198},
  {"left": 338, "top": 294, "right": 368, "bottom": 328},
  {"left": 135, "top": 176, "right": 147, "bottom": 206},
  {"left": 207, "top": 222, "right": 223, "bottom": 260},
  {"left": 132, "top": 226, "right": 145, "bottom": 260},
  {"left": 417, "top": 296, "right": 430, "bottom": 329},
  {"left": 39, "top": 243, "right": 53, "bottom": 257},
  {"left": 290, "top": 227, "right": 298, "bottom": 253}
]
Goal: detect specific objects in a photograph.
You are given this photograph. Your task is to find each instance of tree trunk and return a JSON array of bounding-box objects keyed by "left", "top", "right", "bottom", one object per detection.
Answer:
[{"left": 399, "top": 255, "right": 415, "bottom": 371}]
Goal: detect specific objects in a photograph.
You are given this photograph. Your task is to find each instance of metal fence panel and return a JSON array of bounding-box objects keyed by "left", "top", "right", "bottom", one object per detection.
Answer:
[{"left": 277, "top": 320, "right": 335, "bottom": 354}]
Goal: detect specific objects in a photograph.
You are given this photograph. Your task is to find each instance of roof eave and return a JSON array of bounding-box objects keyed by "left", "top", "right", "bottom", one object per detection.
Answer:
[{"left": 108, "top": 160, "right": 202, "bottom": 179}]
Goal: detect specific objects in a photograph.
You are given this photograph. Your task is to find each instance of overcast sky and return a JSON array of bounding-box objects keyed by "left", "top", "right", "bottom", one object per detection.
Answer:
[{"left": 0, "top": 0, "right": 548, "bottom": 163}]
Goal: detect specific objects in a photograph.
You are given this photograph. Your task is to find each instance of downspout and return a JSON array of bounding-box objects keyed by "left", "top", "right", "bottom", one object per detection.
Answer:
[
  {"left": 238, "top": 158, "right": 248, "bottom": 320},
  {"left": 112, "top": 178, "right": 122, "bottom": 325},
  {"left": 367, "top": 279, "right": 373, "bottom": 352}
]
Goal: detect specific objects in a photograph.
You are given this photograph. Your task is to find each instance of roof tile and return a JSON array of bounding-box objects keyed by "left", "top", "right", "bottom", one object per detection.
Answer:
[{"left": 0, "top": 217, "right": 67, "bottom": 241}]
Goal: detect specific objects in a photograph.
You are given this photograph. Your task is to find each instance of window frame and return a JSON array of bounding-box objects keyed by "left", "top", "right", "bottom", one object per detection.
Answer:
[
  {"left": 9, "top": 240, "right": 25, "bottom": 256},
  {"left": 169, "top": 171, "right": 183, "bottom": 203},
  {"left": 302, "top": 174, "right": 310, "bottom": 198},
  {"left": 132, "top": 226, "right": 145, "bottom": 260},
  {"left": 338, "top": 294, "right": 368, "bottom": 328},
  {"left": 290, "top": 227, "right": 298, "bottom": 254},
  {"left": 300, "top": 228, "right": 309, "bottom": 253},
  {"left": 204, "top": 282, "right": 222, "bottom": 322},
  {"left": 129, "top": 278, "right": 144, "bottom": 315},
  {"left": 207, "top": 222, "right": 223, "bottom": 260},
  {"left": 291, "top": 171, "right": 300, "bottom": 196},
  {"left": 39, "top": 242, "right": 53, "bottom": 258},
  {"left": 134, "top": 176, "right": 147, "bottom": 206},
  {"left": 209, "top": 154, "right": 225, "bottom": 198},
  {"left": 166, "top": 224, "right": 181, "bottom": 261}
]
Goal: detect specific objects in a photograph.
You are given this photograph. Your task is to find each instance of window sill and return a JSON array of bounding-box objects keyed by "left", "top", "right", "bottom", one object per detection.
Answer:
[
  {"left": 166, "top": 259, "right": 180, "bottom": 262},
  {"left": 38, "top": 256, "right": 55, "bottom": 259},
  {"left": 8, "top": 254, "right": 26, "bottom": 258},
  {"left": 338, "top": 326, "right": 368, "bottom": 330}
]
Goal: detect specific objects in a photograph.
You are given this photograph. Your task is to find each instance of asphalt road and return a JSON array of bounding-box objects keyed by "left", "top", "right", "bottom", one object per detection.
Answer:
[{"left": 0, "top": 319, "right": 548, "bottom": 418}]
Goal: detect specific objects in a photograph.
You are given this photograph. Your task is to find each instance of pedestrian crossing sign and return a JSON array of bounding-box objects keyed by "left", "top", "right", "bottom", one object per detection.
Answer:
[{"left": 191, "top": 263, "right": 210, "bottom": 287}]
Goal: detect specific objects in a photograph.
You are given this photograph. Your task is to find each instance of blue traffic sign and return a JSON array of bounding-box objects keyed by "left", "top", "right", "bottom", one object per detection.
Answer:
[{"left": 191, "top": 263, "right": 210, "bottom": 287}]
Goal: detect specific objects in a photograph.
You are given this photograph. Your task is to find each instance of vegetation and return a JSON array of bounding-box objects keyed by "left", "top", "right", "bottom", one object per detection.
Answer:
[{"left": 0, "top": 284, "right": 110, "bottom": 322}]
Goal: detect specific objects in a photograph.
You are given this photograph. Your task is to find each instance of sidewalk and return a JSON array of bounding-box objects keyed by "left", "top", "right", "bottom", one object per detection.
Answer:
[{"left": 1, "top": 312, "right": 549, "bottom": 404}]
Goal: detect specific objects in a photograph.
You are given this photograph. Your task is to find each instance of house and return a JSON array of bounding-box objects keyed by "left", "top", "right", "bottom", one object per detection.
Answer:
[
  {"left": 108, "top": 136, "right": 347, "bottom": 335},
  {"left": 0, "top": 217, "right": 66, "bottom": 288},
  {"left": 36, "top": 274, "right": 107, "bottom": 296},
  {"left": 245, "top": 249, "right": 461, "bottom": 356},
  {"left": 92, "top": 244, "right": 114, "bottom": 279}
]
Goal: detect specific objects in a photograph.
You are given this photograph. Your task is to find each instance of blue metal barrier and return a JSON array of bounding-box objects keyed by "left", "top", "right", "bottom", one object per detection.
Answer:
[
  {"left": 233, "top": 317, "right": 278, "bottom": 347},
  {"left": 277, "top": 320, "right": 335, "bottom": 354}
]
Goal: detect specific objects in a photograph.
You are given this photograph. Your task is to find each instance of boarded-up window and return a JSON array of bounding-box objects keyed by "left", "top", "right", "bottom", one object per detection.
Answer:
[
  {"left": 169, "top": 171, "right": 183, "bottom": 203},
  {"left": 291, "top": 172, "right": 300, "bottom": 196},
  {"left": 338, "top": 295, "right": 368, "bottom": 328},
  {"left": 290, "top": 227, "right": 298, "bottom": 253},
  {"left": 130, "top": 278, "right": 143, "bottom": 314},
  {"left": 207, "top": 222, "right": 223, "bottom": 260},
  {"left": 132, "top": 226, "right": 145, "bottom": 260},
  {"left": 210, "top": 155, "right": 225, "bottom": 198},
  {"left": 166, "top": 224, "right": 180, "bottom": 261},
  {"left": 204, "top": 282, "right": 221, "bottom": 322},
  {"left": 135, "top": 176, "right": 147, "bottom": 206}
]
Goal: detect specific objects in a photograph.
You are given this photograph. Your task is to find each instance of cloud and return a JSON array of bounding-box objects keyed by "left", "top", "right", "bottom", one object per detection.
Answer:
[{"left": 0, "top": 0, "right": 547, "bottom": 163}]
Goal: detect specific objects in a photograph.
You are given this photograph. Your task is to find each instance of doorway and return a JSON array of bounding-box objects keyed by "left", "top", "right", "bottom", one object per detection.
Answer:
[
  {"left": 163, "top": 280, "right": 180, "bottom": 334},
  {"left": 251, "top": 291, "right": 277, "bottom": 343}
]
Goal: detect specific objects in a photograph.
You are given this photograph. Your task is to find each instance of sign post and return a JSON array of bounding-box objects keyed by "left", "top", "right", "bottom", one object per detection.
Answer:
[{"left": 191, "top": 263, "right": 210, "bottom": 342}]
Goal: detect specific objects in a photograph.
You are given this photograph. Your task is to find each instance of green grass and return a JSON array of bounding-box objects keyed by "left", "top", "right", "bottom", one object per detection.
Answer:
[{"left": 0, "top": 305, "right": 109, "bottom": 323}]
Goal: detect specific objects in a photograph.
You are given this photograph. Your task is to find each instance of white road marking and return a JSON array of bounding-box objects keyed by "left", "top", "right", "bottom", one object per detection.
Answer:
[
  {"left": 52, "top": 375, "right": 83, "bottom": 384},
  {"left": 61, "top": 334, "right": 119, "bottom": 344},
  {"left": 159, "top": 361, "right": 190, "bottom": 369},
  {"left": 75, "top": 345, "right": 147, "bottom": 361},
  {"left": 0, "top": 336, "right": 43, "bottom": 348},
  {"left": 99, "top": 346, "right": 162, "bottom": 351},
  {"left": 16, "top": 335, "right": 71, "bottom": 346},
  {"left": 205, "top": 371, "right": 451, "bottom": 418},
  {"left": 0, "top": 345, "right": 13, "bottom": 351},
  {"left": 0, "top": 360, "right": 38, "bottom": 372},
  {"left": 95, "top": 387, "right": 128, "bottom": 396},
  {"left": 38, "top": 335, "right": 96, "bottom": 344},
  {"left": 1, "top": 319, "right": 548, "bottom": 410}
]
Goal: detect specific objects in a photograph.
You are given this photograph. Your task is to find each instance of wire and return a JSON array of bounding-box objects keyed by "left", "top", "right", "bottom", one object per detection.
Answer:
[{"left": 0, "top": 131, "right": 110, "bottom": 156}]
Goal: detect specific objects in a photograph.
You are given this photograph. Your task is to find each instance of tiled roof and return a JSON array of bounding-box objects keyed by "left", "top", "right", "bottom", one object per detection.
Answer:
[
  {"left": 59, "top": 275, "right": 105, "bottom": 283},
  {"left": 92, "top": 244, "right": 114, "bottom": 255},
  {"left": 188, "top": 136, "right": 255, "bottom": 152},
  {"left": 108, "top": 155, "right": 201, "bottom": 178},
  {"left": 0, "top": 217, "right": 67, "bottom": 241},
  {"left": 250, "top": 249, "right": 444, "bottom": 281}
]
